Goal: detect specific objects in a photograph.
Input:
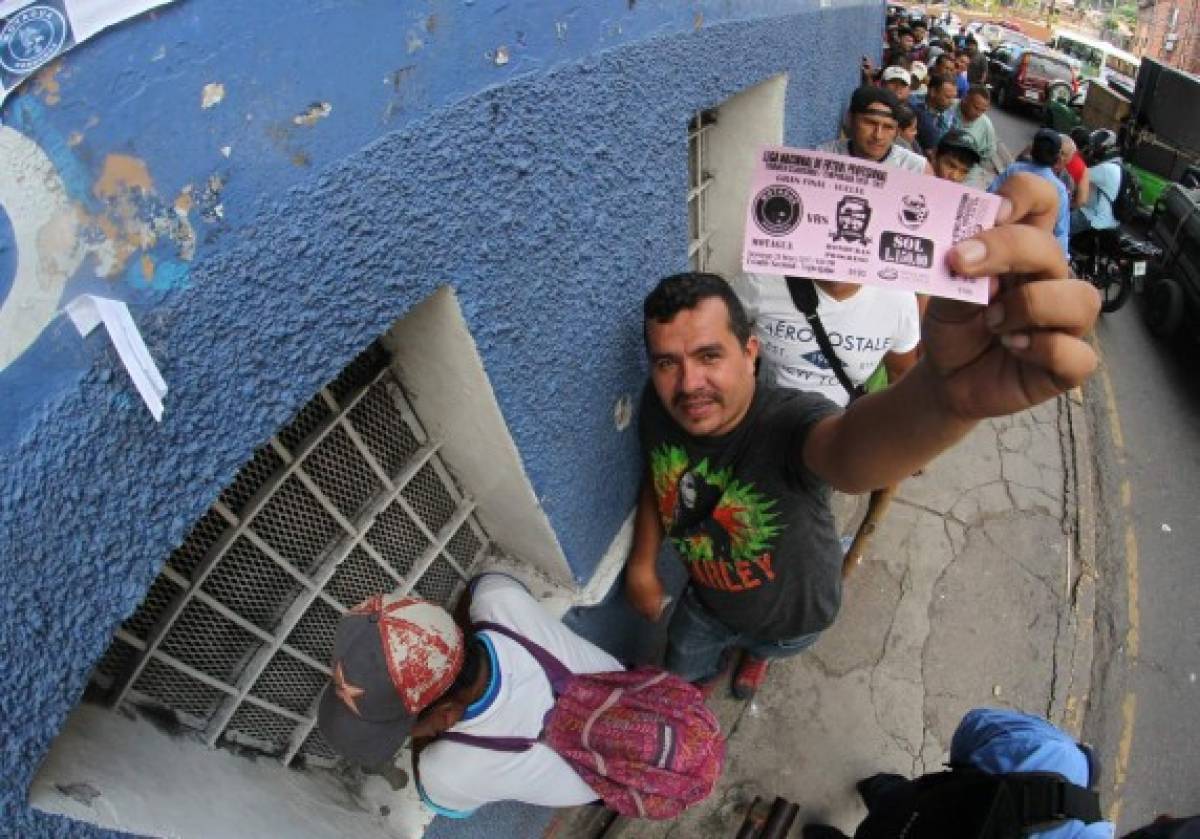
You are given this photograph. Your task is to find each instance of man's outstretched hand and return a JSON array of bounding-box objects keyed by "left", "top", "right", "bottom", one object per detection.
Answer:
[{"left": 923, "top": 173, "right": 1101, "bottom": 420}]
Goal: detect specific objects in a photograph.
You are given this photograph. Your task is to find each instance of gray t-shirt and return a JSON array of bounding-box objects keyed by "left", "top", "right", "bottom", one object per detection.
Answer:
[{"left": 639, "top": 382, "right": 843, "bottom": 640}]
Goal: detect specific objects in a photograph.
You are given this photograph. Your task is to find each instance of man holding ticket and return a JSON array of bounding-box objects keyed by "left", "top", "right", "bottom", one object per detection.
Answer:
[{"left": 625, "top": 172, "right": 1100, "bottom": 701}]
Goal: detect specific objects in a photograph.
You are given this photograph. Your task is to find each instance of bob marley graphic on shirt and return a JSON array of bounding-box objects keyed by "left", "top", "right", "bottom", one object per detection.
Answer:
[{"left": 650, "top": 444, "right": 782, "bottom": 593}]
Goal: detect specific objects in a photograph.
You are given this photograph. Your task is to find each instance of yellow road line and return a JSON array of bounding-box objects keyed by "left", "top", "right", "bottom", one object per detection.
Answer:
[
  {"left": 1110, "top": 692, "right": 1138, "bottom": 823},
  {"left": 1125, "top": 524, "right": 1141, "bottom": 660},
  {"left": 1100, "top": 361, "right": 1126, "bottom": 457},
  {"left": 1094, "top": 340, "right": 1140, "bottom": 829}
]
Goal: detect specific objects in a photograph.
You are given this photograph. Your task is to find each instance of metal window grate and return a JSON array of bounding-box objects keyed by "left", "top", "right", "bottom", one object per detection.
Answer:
[
  {"left": 687, "top": 108, "right": 718, "bottom": 270},
  {"left": 89, "top": 342, "right": 490, "bottom": 767}
]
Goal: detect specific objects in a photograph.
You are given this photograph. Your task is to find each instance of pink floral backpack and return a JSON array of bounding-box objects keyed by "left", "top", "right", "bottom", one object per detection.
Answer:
[{"left": 438, "top": 621, "right": 725, "bottom": 820}]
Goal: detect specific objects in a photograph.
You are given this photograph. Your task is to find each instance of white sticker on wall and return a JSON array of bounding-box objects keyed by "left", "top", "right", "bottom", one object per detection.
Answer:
[
  {"left": 0, "top": 0, "right": 179, "bottom": 107},
  {"left": 66, "top": 293, "right": 167, "bottom": 420}
]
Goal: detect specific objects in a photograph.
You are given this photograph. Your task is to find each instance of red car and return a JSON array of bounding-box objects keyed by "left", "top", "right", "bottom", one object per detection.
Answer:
[{"left": 988, "top": 45, "right": 1078, "bottom": 113}]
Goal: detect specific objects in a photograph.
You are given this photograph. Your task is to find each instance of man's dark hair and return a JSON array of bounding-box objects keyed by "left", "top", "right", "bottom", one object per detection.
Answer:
[
  {"left": 895, "top": 103, "right": 917, "bottom": 130},
  {"left": 937, "top": 141, "right": 978, "bottom": 169},
  {"left": 927, "top": 73, "right": 955, "bottom": 92},
  {"left": 643, "top": 272, "right": 752, "bottom": 347},
  {"left": 967, "top": 83, "right": 991, "bottom": 102},
  {"left": 440, "top": 637, "right": 485, "bottom": 700},
  {"left": 898, "top": 25, "right": 913, "bottom": 37}
]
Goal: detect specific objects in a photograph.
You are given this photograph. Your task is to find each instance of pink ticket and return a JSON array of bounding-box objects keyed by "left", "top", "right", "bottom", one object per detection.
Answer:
[{"left": 741, "top": 146, "right": 1002, "bottom": 304}]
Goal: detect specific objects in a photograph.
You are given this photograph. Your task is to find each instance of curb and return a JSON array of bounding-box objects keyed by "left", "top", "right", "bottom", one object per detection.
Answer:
[{"left": 1050, "top": 386, "right": 1099, "bottom": 736}]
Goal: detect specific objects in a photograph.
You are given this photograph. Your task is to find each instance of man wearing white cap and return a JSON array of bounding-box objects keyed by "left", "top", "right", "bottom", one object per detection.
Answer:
[{"left": 881, "top": 65, "right": 912, "bottom": 102}]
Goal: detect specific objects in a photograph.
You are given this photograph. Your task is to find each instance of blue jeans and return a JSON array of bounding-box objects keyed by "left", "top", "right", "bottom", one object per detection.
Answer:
[{"left": 664, "top": 585, "right": 822, "bottom": 682}]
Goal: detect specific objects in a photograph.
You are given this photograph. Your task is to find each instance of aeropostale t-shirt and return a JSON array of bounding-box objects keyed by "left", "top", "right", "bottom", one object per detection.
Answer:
[
  {"left": 639, "top": 383, "right": 843, "bottom": 640},
  {"left": 735, "top": 276, "right": 921, "bottom": 408}
]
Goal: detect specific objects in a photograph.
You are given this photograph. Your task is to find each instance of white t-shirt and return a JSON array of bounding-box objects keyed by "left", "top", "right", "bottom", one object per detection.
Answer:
[
  {"left": 734, "top": 275, "right": 921, "bottom": 407},
  {"left": 417, "top": 574, "right": 623, "bottom": 816},
  {"left": 818, "top": 138, "right": 929, "bottom": 174}
]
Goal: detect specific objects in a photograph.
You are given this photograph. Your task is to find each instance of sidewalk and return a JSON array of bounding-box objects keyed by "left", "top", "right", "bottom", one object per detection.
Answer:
[{"left": 425, "top": 391, "right": 1098, "bottom": 839}]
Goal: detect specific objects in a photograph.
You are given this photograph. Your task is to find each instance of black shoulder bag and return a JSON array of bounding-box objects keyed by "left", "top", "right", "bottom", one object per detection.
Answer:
[
  {"left": 854, "top": 767, "right": 1103, "bottom": 839},
  {"left": 784, "top": 276, "right": 865, "bottom": 403}
]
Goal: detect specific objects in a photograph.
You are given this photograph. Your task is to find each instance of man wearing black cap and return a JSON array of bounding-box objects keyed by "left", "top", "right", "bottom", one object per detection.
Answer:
[
  {"left": 822, "top": 85, "right": 930, "bottom": 174},
  {"left": 989, "top": 128, "right": 1071, "bottom": 257},
  {"left": 318, "top": 574, "right": 623, "bottom": 817}
]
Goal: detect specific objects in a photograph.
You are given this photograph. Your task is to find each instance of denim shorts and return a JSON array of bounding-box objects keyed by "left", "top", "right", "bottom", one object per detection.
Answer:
[{"left": 664, "top": 585, "right": 822, "bottom": 682}]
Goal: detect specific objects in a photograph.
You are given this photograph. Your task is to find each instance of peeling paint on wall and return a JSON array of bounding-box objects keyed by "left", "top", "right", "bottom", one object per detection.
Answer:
[
  {"left": 292, "top": 102, "right": 331, "bottom": 127},
  {"left": 201, "top": 83, "right": 225, "bottom": 109},
  {"left": 33, "top": 61, "right": 65, "bottom": 106},
  {"left": 77, "top": 154, "right": 201, "bottom": 278}
]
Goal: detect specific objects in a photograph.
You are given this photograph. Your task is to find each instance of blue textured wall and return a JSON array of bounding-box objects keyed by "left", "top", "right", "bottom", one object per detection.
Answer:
[{"left": 0, "top": 0, "right": 882, "bottom": 834}]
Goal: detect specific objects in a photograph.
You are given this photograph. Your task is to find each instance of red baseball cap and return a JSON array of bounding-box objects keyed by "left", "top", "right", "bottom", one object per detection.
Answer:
[{"left": 317, "top": 594, "right": 464, "bottom": 767}]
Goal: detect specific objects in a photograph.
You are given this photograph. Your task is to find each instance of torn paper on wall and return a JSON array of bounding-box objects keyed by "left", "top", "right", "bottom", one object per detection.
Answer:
[
  {"left": 0, "top": 0, "right": 178, "bottom": 108},
  {"left": 66, "top": 293, "right": 167, "bottom": 420}
]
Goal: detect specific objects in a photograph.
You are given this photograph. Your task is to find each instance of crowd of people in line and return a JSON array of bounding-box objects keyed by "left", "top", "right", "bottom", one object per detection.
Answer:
[
  {"left": 308, "top": 10, "right": 1197, "bottom": 839},
  {"left": 867, "top": 7, "right": 1128, "bottom": 261}
]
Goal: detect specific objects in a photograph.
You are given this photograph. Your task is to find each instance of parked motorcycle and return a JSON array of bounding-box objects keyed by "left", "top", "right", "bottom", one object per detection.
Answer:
[{"left": 1069, "top": 228, "right": 1162, "bottom": 313}]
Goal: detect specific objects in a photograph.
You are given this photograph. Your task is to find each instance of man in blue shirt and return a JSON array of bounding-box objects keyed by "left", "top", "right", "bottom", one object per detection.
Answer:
[
  {"left": 1072, "top": 130, "right": 1123, "bottom": 237},
  {"left": 991, "top": 128, "right": 1071, "bottom": 257},
  {"left": 912, "top": 73, "right": 958, "bottom": 151}
]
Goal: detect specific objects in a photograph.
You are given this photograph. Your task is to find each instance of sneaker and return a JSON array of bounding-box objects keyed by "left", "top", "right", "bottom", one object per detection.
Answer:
[{"left": 732, "top": 653, "right": 770, "bottom": 700}]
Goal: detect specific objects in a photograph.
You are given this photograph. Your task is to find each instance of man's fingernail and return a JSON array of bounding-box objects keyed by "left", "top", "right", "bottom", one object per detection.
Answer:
[
  {"left": 953, "top": 239, "right": 987, "bottom": 266},
  {"left": 984, "top": 303, "right": 1004, "bottom": 329},
  {"left": 996, "top": 197, "right": 1014, "bottom": 223},
  {"left": 1000, "top": 332, "right": 1031, "bottom": 350}
]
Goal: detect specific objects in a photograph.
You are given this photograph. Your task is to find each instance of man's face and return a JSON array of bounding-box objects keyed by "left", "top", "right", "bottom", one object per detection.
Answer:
[
  {"left": 885, "top": 79, "right": 911, "bottom": 101},
  {"left": 912, "top": 25, "right": 927, "bottom": 42},
  {"left": 956, "top": 54, "right": 970, "bottom": 72},
  {"left": 899, "top": 33, "right": 915, "bottom": 49},
  {"left": 932, "top": 150, "right": 971, "bottom": 182},
  {"left": 646, "top": 297, "right": 758, "bottom": 437},
  {"left": 928, "top": 79, "right": 956, "bottom": 110},
  {"left": 849, "top": 106, "right": 900, "bottom": 161},
  {"left": 959, "top": 92, "right": 989, "bottom": 122}
]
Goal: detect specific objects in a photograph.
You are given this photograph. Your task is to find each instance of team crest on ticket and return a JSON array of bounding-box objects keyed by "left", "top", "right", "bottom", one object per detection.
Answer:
[
  {"left": 752, "top": 185, "right": 803, "bottom": 236},
  {"left": 0, "top": 3, "right": 71, "bottom": 76}
]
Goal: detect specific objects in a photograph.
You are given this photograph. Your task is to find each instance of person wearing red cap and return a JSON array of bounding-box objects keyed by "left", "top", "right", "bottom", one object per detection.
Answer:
[{"left": 318, "top": 573, "right": 622, "bottom": 817}]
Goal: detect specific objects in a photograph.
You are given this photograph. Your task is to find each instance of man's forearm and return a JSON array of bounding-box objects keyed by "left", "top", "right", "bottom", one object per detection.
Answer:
[
  {"left": 629, "top": 478, "right": 663, "bottom": 569},
  {"left": 803, "top": 359, "right": 976, "bottom": 493}
]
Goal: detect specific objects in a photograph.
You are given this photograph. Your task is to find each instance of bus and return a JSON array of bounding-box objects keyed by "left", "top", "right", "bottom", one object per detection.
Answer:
[{"left": 1048, "top": 29, "right": 1140, "bottom": 92}]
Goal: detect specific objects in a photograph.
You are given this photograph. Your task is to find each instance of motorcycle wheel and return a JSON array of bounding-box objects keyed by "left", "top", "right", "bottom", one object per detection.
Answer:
[{"left": 1096, "top": 258, "right": 1132, "bottom": 313}]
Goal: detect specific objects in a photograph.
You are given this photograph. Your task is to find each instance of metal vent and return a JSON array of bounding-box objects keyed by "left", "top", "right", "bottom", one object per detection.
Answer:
[
  {"left": 90, "top": 343, "right": 489, "bottom": 766},
  {"left": 687, "top": 108, "right": 718, "bottom": 271}
]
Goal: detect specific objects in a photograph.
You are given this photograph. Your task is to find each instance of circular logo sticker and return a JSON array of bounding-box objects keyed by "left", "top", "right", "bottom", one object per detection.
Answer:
[
  {"left": 752, "top": 185, "right": 803, "bottom": 236},
  {"left": 0, "top": 6, "right": 69, "bottom": 76}
]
